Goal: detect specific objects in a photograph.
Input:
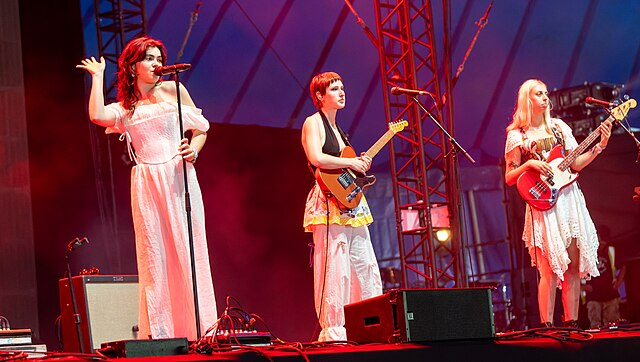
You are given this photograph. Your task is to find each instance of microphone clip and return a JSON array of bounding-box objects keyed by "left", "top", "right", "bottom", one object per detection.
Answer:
[
  {"left": 66, "top": 237, "right": 89, "bottom": 254},
  {"left": 154, "top": 63, "right": 192, "bottom": 76}
]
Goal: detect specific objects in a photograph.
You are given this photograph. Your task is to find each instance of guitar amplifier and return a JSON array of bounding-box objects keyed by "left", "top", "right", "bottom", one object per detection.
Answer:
[
  {"left": 59, "top": 275, "right": 139, "bottom": 352},
  {"left": 345, "top": 288, "right": 495, "bottom": 343}
]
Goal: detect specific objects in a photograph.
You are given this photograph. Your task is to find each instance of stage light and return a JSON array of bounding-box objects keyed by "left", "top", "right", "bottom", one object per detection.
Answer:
[{"left": 435, "top": 228, "right": 451, "bottom": 242}]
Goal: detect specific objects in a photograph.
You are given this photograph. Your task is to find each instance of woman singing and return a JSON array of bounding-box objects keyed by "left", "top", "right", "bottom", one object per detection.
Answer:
[{"left": 77, "top": 36, "right": 217, "bottom": 340}]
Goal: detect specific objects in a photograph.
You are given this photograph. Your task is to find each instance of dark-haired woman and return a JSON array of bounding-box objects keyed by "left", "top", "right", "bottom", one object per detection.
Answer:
[{"left": 77, "top": 36, "right": 217, "bottom": 340}]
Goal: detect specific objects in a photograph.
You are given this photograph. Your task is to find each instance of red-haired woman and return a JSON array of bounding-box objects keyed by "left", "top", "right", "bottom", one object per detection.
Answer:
[
  {"left": 504, "top": 79, "right": 612, "bottom": 328},
  {"left": 301, "top": 71, "right": 382, "bottom": 341},
  {"left": 77, "top": 36, "right": 217, "bottom": 340}
]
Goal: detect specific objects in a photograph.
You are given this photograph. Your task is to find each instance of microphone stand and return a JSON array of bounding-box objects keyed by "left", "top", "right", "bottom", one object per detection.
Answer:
[
  {"left": 618, "top": 122, "right": 640, "bottom": 163},
  {"left": 603, "top": 106, "right": 640, "bottom": 162},
  {"left": 170, "top": 70, "right": 202, "bottom": 339},
  {"left": 410, "top": 96, "right": 475, "bottom": 164},
  {"left": 410, "top": 96, "right": 476, "bottom": 288},
  {"left": 64, "top": 239, "right": 86, "bottom": 353}
]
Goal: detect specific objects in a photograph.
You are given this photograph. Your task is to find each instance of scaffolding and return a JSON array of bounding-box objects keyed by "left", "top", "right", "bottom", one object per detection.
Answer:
[
  {"left": 373, "top": 0, "right": 466, "bottom": 289},
  {"left": 93, "top": 0, "right": 147, "bottom": 101},
  {"left": 87, "top": 0, "right": 147, "bottom": 269}
]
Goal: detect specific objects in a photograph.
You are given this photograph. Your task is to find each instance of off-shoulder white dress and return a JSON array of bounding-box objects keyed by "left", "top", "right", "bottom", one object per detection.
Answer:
[{"left": 106, "top": 102, "right": 217, "bottom": 340}]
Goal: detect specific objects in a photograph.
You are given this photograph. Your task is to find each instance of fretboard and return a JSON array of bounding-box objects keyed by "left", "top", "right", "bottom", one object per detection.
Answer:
[
  {"left": 557, "top": 116, "right": 611, "bottom": 171},
  {"left": 365, "top": 128, "right": 396, "bottom": 159}
]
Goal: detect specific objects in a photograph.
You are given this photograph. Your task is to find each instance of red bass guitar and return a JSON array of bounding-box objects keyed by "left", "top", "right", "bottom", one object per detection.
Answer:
[{"left": 517, "top": 99, "right": 636, "bottom": 210}]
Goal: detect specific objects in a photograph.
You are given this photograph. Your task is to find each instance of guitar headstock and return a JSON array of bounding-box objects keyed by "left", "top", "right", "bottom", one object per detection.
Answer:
[
  {"left": 610, "top": 99, "right": 637, "bottom": 122},
  {"left": 389, "top": 119, "right": 409, "bottom": 134}
]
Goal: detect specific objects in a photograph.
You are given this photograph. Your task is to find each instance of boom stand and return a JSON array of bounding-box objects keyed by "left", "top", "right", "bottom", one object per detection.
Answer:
[
  {"left": 171, "top": 70, "right": 202, "bottom": 339},
  {"left": 65, "top": 245, "right": 86, "bottom": 353},
  {"left": 411, "top": 96, "right": 475, "bottom": 164},
  {"left": 410, "top": 96, "right": 476, "bottom": 286}
]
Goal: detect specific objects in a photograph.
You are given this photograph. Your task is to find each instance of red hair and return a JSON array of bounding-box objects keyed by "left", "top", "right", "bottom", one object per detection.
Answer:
[
  {"left": 116, "top": 36, "right": 167, "bottom": 111},
  {"left": 309, "top": 72, "right": 342, "bottom": 109}
]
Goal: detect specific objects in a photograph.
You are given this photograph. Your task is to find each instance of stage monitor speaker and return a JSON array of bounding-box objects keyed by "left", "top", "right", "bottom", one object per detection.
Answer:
[
  {"left": 345, "top": 288, "right": 495, "bottom": 343},
  {"left": 100, "top": 338, "right": 188, "bottom": 358},
  {"left": 58, "top": 275, "right": 138, "bottom": 352}
]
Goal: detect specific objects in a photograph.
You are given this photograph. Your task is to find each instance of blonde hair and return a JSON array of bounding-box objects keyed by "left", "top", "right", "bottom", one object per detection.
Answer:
[{"left": 506, "top": 79, "right": 552, "bottom": 133}]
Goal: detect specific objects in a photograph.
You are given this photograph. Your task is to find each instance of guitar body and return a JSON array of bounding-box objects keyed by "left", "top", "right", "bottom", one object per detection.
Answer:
[
  {"left": 516, "top": 145, "right": 579, "bottom": 210},
  {"left": 315, "top": 146, "right": 377, "bottom": 210},
  {"left": 313, "top": 119, "right": 408, "bottom": 210}
]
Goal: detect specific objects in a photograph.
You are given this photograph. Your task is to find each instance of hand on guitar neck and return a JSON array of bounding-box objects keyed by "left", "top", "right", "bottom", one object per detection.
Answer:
[{"left": 516, "top": 98, "right": 636, "bottom": 210}]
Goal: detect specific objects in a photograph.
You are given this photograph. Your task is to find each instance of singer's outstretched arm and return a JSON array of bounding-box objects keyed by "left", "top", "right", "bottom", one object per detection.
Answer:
[{"left": 76, "top": 56, "right": 117, "bottom": 127}]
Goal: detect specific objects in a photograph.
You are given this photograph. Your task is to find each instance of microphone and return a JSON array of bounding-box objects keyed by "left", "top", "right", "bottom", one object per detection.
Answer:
[
  {"left": 585, "top": 97, "right": 617, "bottom": 108},
  {"left": 390, "top": 86, "right": 432, "bottom": 97},
  {"left": 154, "top": 63, "right": 192, "bottom": 76},
  {"left": 66, "top": 237, "right": 89, "bottom": 253}
]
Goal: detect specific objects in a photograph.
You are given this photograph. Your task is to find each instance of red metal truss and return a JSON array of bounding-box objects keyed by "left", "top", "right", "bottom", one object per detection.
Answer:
[{"left": 373, "top": 0, "right": 466, "bottom": 289}]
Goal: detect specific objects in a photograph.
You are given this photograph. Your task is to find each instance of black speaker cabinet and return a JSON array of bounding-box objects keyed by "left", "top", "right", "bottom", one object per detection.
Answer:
[
  {"left": 345, "top": 288, "right": 495, "bottom": 343},
  {"left": 58, "top": 275, "right": 138, "bottom": 352}
]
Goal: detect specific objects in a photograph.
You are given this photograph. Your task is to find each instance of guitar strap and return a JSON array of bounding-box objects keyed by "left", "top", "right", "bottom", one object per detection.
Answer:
[
  {"left": 308, "top": 111, "right": 351, "bottom": 175},
  {"left": 319, "top": 110, "right": 351, "bottom": 148},
  {"left": 550, "top": 120, "right": 566, "bottom": 150}
]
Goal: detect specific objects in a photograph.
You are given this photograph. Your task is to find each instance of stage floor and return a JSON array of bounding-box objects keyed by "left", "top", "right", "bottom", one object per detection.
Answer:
[{"left": 5, "top": 327, "right": 639, "bottom": 362}]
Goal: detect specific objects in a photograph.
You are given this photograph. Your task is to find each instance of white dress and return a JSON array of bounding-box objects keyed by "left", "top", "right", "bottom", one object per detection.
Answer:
[
  {"left": 505, "top": 119, "right": 600, "bottom": 284},
  {"left": 106, "top": 102, "right": 217, "bottom": 340}
]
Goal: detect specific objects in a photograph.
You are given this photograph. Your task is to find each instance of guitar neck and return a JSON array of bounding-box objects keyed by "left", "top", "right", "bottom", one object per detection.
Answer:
[
  {"left": 558, "top": 116, "right": 610, "bottom": 170},
  {"left": 364, "top": 128, "right": 396, "bottom": 159}
]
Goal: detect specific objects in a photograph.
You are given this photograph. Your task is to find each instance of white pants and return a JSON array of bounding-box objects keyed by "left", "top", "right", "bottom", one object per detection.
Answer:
[{"left": 311, "top": 224, "right": 383, "bottom": 341}]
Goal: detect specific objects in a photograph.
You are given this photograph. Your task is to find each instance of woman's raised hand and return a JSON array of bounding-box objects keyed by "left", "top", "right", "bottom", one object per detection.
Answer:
[{"left": 76, "top": 56, "right": 106, "bottom": 76}]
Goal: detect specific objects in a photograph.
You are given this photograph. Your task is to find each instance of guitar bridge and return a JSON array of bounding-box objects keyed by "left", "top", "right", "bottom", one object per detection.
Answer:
[{"left": 528, "top": 181, "right": 549, "bottom": 199}]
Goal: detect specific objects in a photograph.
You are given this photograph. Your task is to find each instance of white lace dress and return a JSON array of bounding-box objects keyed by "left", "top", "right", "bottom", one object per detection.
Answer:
[
  {"left": 505, "top": 119, "right": 600, "bottom": 284},
  {"left": 105, "top": 102, "right": 217, "bottom": 339}
]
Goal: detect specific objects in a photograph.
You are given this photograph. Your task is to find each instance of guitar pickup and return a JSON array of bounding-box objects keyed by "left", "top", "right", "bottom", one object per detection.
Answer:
[
  {"left": 346, "top": 186, "right": 362, "bottom": 202},
  {"left": 338, "top": 172, "right": 355, "bottom": 189},
  {"left": 544, "top": 176, "right": 555, "bottom": 186}
]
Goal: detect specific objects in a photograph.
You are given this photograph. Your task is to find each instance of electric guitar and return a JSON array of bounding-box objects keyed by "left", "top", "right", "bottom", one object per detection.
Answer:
[
  {"left": 517, "top": 99, "right": 636, "bottom": 210},
  {"left": 315, "top": 120, "right": 408, "bottom": 210}
]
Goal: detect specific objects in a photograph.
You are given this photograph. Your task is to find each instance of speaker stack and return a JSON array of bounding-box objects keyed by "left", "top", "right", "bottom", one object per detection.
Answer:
[
  {"left": 58, "top": 275, "right": 139, "bottom": 352},
  {"left": 345, "top": 288, "right": 495, "bottom": 343}
]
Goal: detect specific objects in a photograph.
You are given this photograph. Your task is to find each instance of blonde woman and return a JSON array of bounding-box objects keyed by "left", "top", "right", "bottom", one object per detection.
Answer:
[{"left": 504, "top": 79, "right": 612, "bottom": 328}]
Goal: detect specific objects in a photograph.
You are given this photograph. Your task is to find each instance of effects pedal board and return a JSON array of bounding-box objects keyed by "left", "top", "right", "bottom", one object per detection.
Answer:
[{"left": 215, "top": 330, "right": 272, "bottom": 346}]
